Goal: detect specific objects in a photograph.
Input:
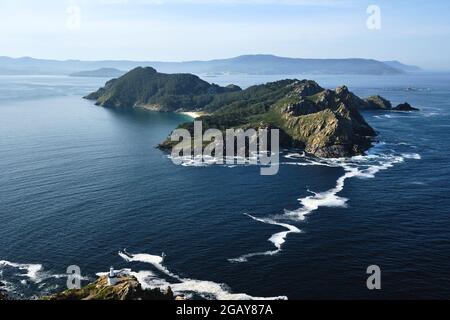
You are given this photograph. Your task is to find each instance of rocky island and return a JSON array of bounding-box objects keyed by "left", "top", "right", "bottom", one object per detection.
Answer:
[
  {"left": 393, "top": 102, "right": 420, "bottom": 111},
  {"left": 85, "top": 67, "right": 417, "bottom": 158},
  {"left": 70, "top": 68, "right": 126, "bottom": 78}
]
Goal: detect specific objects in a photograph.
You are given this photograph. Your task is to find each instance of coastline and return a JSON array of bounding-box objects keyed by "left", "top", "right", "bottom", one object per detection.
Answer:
[
  {"left": 179, "top": 111, "right": 208, "bottom": 119},
  {"left": 131, "top": 104, "right": 208, "bottom": 119}
]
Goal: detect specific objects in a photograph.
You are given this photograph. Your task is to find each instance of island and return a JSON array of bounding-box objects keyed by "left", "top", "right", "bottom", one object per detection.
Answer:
[
  {"left": 70, "top": 68, "right": 126, "bottom": 78},
  {"left": 85, "top": 67, "right": 417, "bottom": 158}
]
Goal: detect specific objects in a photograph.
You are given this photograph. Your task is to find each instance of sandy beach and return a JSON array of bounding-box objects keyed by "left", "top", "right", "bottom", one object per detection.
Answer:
[{"left": 180, "top": 111, "right": 208, "bottom": 119}]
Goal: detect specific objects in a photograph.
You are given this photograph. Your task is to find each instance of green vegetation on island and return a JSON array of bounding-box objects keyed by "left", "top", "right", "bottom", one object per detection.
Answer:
[
  {"left": 85, "top": 67, "right": 418, "bottom": 158},
  {"left": 84, "top": 67, "right": 241, "bottom": 111}
]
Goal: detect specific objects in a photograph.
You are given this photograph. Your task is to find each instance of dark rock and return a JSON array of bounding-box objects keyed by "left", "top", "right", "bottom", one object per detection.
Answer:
[
  {"left": 0, "top": 290, "right": 8, "bottom": 300},
  {"left": 164, "top": 286, "right": 174, "bottom": 299},
  {"left": 393, "top": 102, "right": 419, "bottom": 111}
]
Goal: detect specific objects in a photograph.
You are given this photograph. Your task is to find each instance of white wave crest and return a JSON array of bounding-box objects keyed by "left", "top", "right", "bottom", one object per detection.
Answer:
[
  {"left": 228, "top": 214, "right": 301, "bottom": 263},
  {"left": 0, "top": 260, "right": 43, "bottom": 282},
  {"left": 118, "top": 252, "right": 181, "bottom": 280},
  {"left": 401, "top": 153, "right": 421, "bottom": 160},
  {"left": 230, "top": 146, "right": 421, "bottom": 263},
  {"left": 118, "top": 251, "right": 287, "bottom": 300},
  {"left": 0, "top": 259, "right": 90, "bottom": 297}
]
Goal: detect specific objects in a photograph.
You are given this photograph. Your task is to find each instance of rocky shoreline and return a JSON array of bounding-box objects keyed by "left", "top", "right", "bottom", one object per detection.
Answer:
[
  {"left": 0, "top": 282, "right": 8, "bottom": 300},
  {"left": 44, "top": 275, "right": 181, "bottom": 301}
]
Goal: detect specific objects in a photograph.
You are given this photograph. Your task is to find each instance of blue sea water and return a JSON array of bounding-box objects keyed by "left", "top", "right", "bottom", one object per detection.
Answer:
[{"left": 0, "top": 73, "right": 450, "bottom": 299}]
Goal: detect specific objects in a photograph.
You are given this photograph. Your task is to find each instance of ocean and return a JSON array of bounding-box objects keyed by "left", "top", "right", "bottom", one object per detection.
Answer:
[{"left": 0, "top": 73, "right": 449, "bottom": 299}]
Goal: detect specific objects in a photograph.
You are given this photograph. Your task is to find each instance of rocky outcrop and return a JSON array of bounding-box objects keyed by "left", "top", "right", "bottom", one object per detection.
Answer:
[
  {"left": 0, "top": 281, "right": 8, "bottom": 300},
  {"left": 288, "top": 79, "right": 325, "bottom": 97},
  {"left": 364, "top": 95, "right": 393, "bottom": 110},
  {"left": 45, "top": 275, "right": 175, "bottom": 301},
  {"left": 278, "top": 85, "right": 376, "bottom": 158},
  {"left": 282, "top": 98, "right": 325, "bottom": 117},
  {"left": 362, "top": 95, "right": 419, "bottom": 112},
  {"left": 393, "top": 102, "right": 419, "bottom": 111}
]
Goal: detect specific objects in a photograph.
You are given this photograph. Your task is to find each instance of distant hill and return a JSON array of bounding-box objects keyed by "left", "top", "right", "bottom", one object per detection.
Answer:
[
  {"left": 70, "top": 68, "right": 125, "bottom": 78},
  {"left": 172, "top": 55, "right": 403, "bottom": 75},
  {"left": 84, "top": 67, "right": 241, "bottom": 111},
  {"left": 383, "top": 60, "right": 422, "bottom": 73},
  {"left": 0, "top": 55, "right": 421, "bottom": 76}
]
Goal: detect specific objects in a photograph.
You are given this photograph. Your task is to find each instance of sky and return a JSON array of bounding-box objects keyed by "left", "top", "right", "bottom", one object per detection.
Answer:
[{"left": 1, "top": 0, "right": 450, "bottom": 70}]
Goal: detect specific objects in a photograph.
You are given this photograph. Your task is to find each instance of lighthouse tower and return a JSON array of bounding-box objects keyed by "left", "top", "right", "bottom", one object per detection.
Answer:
[{"left": 107, "top": 267, "right": 118, "bottom": 286}]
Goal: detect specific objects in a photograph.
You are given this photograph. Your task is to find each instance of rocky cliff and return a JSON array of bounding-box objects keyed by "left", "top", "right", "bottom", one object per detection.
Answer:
[
  {"left": 159, "top": 81, "right": 377, "bottom": 158},
  {"left": 45, "top": 275, "right": 175, "bottom": 301},
  {"left": 276, "top": 85, "right": 376, "bottom": 157}
]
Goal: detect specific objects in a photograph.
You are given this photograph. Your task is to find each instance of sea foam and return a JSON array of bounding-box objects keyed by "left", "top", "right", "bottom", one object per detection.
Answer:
[
  {"left": 229, "top": 145, "right": 421, "bottom": 263},
  {"left": 0, "top": 260, "right": 43, "bottom": 282},
  {"left": 118, "top": 251, "right": 287, "bottom": 300}
]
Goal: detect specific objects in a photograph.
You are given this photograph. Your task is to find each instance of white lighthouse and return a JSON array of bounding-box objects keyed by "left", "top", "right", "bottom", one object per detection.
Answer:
[{"left": 107, "top": 267, "right": 118, "bottom": 286}]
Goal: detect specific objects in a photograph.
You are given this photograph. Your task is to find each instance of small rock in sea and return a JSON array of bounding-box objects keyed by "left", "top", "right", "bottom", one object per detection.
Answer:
[
  {"left": 0, "top": 290, "right": 9, "bottom": 300},
  {"left": 164, "top": 286, "right": 174, "bottom": 299},
  {"left": 393, "top": 102, "right": 419, "bottom": 111}
]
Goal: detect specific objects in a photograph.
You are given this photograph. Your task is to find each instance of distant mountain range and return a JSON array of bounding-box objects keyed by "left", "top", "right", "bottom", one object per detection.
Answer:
[{"left": 0, "top": 55, "right": 422, "bottom": 76}]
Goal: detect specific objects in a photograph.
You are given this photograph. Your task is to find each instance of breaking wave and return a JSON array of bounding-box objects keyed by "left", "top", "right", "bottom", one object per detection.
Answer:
[
  {"left": 117, "top": 251, "right": 287, "bottom": 300},
  {"left": 1, "top": 145, "right": 421, "bottom": 299},
  {"left": 0, "top": 261, "right": 43, "bottom": 283},
  {"left": 229, "top": 144, "right": 421, "bottom": 263},
  {"left": 169, "top": 154, "right": 274, "bottom": 168},
  {"left": 0, "top": 260, "right": 90, "bottom": 298},
  {"left": 228, "top": 215, "right": 301, "bottom": 263}
]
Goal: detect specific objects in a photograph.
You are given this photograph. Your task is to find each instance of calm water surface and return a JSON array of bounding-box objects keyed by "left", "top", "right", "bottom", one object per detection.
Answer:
[{"left": 0, "top": 73, "right": 449, "bottom": 299}]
